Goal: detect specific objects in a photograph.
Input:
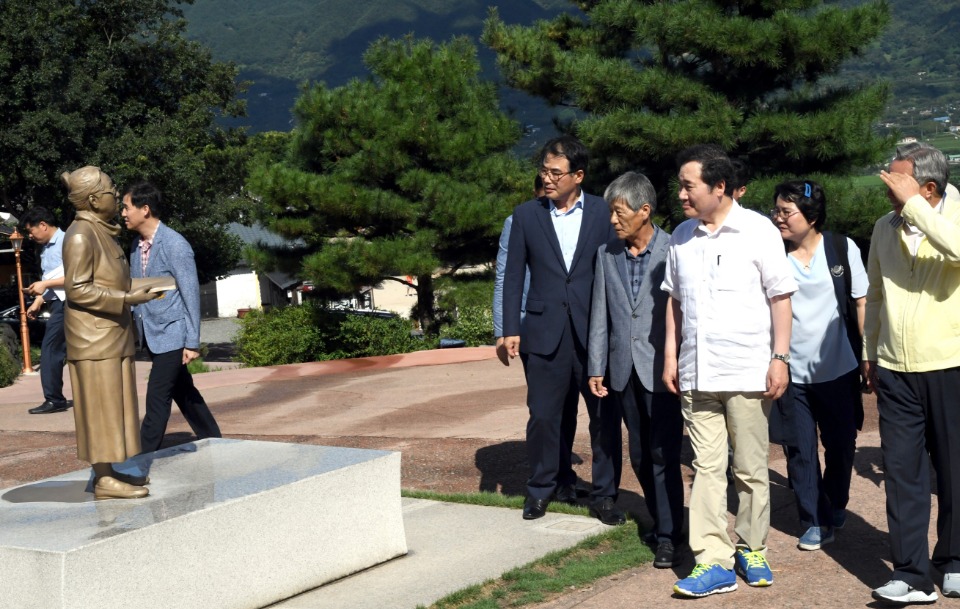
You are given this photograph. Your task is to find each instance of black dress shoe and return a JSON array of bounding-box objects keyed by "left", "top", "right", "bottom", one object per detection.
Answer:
[
  {"left": 654, "top": 540, "right": 683, "bottom": 568},
  {"left": 641, "top": 531, "right": 658, "bottom": 546},
  {"left": 523, "top": 497, "right": 550, "bottom": 520},
  {"left": 555, "top": 484, "right": 578, "bottom": 504},
  {"left": 589, "top": 497, "right": 626, "bottom": 526},
  {"left": 28, "top": 400, "right": 72, "bottom": 414}
]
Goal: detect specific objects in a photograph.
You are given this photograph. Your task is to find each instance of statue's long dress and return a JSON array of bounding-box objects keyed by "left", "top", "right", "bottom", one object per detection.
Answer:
[{"left": 63, "top": 211, "right": 141, "bottom": 463}]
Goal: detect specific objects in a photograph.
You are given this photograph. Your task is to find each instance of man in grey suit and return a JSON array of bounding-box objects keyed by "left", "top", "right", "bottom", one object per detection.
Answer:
[
  {"left": 588, "top": 171, "right": 684, "bottom": 566},
  {"left": 121, "top": 182, "right": 221, "bottom": 453}
]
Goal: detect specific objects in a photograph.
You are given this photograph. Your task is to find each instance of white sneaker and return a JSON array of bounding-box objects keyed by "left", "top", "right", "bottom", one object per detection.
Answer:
[
  {"left": 943, "top": 573, "right": 960, "bottom": 598},
  {"left": 872, "top": 580, "right": 937, "bottom": 605}
]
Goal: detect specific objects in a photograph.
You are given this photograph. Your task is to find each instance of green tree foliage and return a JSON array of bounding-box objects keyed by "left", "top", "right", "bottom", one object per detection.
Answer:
[
  {"left": 248, "top": 36, "right": 531, "bottom": 333},
  {"left": 0, "top": 0, "right": 250, "bottom": 282},
  {"left": 484, "top": 0, "right": 894, "bottom": 216}
]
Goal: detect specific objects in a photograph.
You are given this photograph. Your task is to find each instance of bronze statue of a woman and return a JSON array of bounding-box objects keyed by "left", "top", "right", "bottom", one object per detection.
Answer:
[{"left": 61, "top": 166, "right": 159, "bottom": 499}]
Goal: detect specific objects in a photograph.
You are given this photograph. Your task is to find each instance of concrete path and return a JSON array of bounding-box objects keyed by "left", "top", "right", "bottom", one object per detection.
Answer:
[
  {"left": 0, "top": 347, "right": 944, "bottom": 608},
  {"left": 273, "top": 498, "right": 611, "bottom": 609},
  {"left": 0, "top": 348, "right": 515, "bottom": 438}
]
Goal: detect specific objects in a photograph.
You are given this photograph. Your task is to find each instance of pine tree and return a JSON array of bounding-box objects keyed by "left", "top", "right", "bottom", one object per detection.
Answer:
[
  {"left": 248, "top": 36, "right": 531, "bottom": 334},
  {"left": 483, "top": 0, "right": 893, "bottom": 218}
]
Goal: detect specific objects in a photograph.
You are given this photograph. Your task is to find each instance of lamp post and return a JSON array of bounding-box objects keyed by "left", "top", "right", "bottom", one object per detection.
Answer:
[{"left": 9, "top": 228, "right": 33, "bottom": 374}]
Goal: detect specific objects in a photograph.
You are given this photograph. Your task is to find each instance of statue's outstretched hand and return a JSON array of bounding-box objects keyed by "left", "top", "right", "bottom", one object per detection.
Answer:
[{"left": 124, "top": 286, "right": 161, "bottom": 305}]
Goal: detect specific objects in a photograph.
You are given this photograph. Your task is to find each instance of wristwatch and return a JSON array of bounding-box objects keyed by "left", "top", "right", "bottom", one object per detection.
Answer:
[{"left": 771, "top": 353, "right": 790, "bottom": 364}]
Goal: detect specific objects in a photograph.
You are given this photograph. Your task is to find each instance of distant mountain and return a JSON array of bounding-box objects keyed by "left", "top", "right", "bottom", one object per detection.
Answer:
[
  {"left": 183, "top": 0, "right": 567, "bottom": 82},
  {"left": 840, "top": 1, "right": 960, "bottom": 115},
  {"left": 182, "top": 0, "right": 572, "bottom": 141},
  {"left": 181, "top": 0, "right": 960, "bottom": 138}
]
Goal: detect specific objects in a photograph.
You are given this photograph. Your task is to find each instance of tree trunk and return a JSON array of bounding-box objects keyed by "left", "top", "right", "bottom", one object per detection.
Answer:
[{"left": 415, "top": 274, "right": 437, "bottom": 335}]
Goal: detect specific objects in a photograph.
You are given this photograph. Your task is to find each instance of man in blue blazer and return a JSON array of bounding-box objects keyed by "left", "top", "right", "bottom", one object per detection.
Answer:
[
  {"left": 503, "top": 136, "right": 622, "bottom": 523},
  {"left": 492, "top": 175, "right": 542, "bottom": 365},
  {"left": 587, "top": 171, "right": 685, "bottom": 567},
  {"left": 121, "top": 182, "right": 221, "bottom": 453}
]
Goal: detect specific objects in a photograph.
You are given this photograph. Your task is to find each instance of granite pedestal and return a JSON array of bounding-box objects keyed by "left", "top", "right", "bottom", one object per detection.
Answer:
[{"left": 0, "top": 438, "right": 407, "bottom": 609}]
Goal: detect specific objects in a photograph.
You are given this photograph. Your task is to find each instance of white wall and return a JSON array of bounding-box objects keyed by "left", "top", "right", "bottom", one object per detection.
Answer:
[{"left": 216, "top": 271, "right": 262, "bottom": 318}]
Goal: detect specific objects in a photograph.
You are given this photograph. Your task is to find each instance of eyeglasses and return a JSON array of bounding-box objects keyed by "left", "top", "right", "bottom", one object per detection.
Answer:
[
  {"left": 769, "top": 208, "right": 800, "bottom": 221},
  {"left": 95, "top": 187, "right": 118, "bottom": 199},
  {"left": 538, "top": 168, "right": 576, "bottom": 182}
]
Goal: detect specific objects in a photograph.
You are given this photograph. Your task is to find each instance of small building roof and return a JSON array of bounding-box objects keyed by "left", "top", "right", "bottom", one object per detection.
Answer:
[{"left": 226, "top": 222, "right": 299, "bottom": 248}]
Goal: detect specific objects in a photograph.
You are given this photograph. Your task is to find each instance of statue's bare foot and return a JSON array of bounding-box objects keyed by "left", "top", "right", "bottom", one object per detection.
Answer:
[{"left": 94, "top": 476, "right": 149, "bottom": 500}]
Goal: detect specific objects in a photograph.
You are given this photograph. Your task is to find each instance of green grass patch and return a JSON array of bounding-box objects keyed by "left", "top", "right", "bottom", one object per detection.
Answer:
[
  {"left": 403, "top": 489, "right": 653, "bottom": 609},
  {"left": 402, "top": 489, "right": 591, "bottom": 516},
  {"left": 426, "top": 523, "right": 649, "bottom": 609}
]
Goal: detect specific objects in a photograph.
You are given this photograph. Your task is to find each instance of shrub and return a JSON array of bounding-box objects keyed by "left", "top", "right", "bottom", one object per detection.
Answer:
[
  {"left": 441, "top": 305, "right": 493, "bottom": 347},
  {"left": 235, "top": 304, "right": 429, "bottom": 367},
  {"left": 334, "top": 313, "right": 431, "bottom": 358},
  {"left": 436, "top": 276, "right": 495, "bottom": 346},
  {"left": 186, "top": 358, "right": 209, "bottom": 374},
  {"left": 235, "top": 304, "right": 331, "bottom": 367},
  {"left": 0, "top": 339, "right": 20, "bottom": 387}
]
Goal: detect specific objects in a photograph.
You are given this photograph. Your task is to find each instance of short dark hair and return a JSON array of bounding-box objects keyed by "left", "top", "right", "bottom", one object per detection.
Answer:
[
  {"left": 676, "top": 144, "right": 735, "bottom": 196},
  {"left": 730, "top": 158, "right": 750, "bottom": 192},
  {"left": 773, "top": 179, "right": 826, "bottom": 231},
  {"left": 123, "top": 181, "right": 163, "bottom": 218},
  {"left": 21, "top": 206, "right": 58, "bottom": 229},
  {"left": 539, "top": 135, "right": 589, "bottom": 174},
  {"left": 533, "top": 173, "right": 544, "bottom": 192}
]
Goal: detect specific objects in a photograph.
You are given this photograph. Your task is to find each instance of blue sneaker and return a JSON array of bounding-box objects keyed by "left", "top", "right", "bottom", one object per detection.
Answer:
[
  {"left": 832, "top": 509, "right": 847, "bottom": 530},
  {"left": 798, "top": 526, "right": 834, "bottom": 551},
  {"left": 673, "top": 563, "right": 738, "bottom": 597},
  {"left": 734, "top": 548, "right": 773, "bottom": 586}
]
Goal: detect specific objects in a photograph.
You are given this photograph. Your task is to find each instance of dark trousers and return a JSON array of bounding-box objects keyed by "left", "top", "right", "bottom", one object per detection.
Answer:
[
  {"left": 784, "top": 368, "right": 859, "bottom": 528},
  {"left": 876, "top": 365, "right": 960, "bottom": 592},
  {"left": 140, "top": 348, "right": 222, "bottom": 454},
  {"left": 40, "top": 299, "right": 67, "bottom": 404},
  {"left": 521, "top": 316, "right": 617, "bottom": 501},
  {"left": 616, "top": 370, "right": 684, "bottom": 543}
]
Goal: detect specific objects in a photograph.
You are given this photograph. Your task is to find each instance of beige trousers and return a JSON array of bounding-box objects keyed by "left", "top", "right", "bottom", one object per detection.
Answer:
[{"left": 681, "top": 390, "right": 771, "bottom": 569}]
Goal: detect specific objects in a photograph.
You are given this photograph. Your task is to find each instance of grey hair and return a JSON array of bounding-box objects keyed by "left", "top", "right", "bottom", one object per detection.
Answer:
[
  {"left": 603, "top": 171, "right": 657, "bottom": 214},
  {"left": 895, "top": 141, "right": 949, "bottom": 196}
]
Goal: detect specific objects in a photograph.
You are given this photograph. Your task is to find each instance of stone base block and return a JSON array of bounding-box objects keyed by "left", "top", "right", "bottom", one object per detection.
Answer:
[{"left": 0, "top": 438, "right": 407, "bottom": 609}]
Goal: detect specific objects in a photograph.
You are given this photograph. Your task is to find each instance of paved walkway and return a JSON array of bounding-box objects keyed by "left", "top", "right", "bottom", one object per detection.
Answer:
[{"left": 0, "top": 347, "right": 944, "bottom": 608}]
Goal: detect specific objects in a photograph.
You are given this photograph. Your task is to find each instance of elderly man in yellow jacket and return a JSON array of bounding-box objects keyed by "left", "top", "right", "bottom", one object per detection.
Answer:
[{"left": 865, "top": 142, "right": 960, "bottom": 606}]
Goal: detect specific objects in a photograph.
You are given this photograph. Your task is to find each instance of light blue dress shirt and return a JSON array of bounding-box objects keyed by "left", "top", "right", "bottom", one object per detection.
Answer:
[
  {"left": 548, "top": 191, "right": 585, "bottom": 272},
  {"left": 492, "top": 215, "right": 529, "bottom": 337},
  {"left": 40, "top": 228, "right": 65, "bottom": 302}
]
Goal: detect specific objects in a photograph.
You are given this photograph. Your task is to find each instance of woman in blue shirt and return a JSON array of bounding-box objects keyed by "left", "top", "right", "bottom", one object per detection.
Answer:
[{"left": 770, "top": 180, "right": 867, "bottom": 551}]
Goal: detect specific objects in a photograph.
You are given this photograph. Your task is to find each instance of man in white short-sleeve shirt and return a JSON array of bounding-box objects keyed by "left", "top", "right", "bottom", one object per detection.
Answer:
[{"left": 663, "top": 145, "right": 797, "bottom": 598}]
